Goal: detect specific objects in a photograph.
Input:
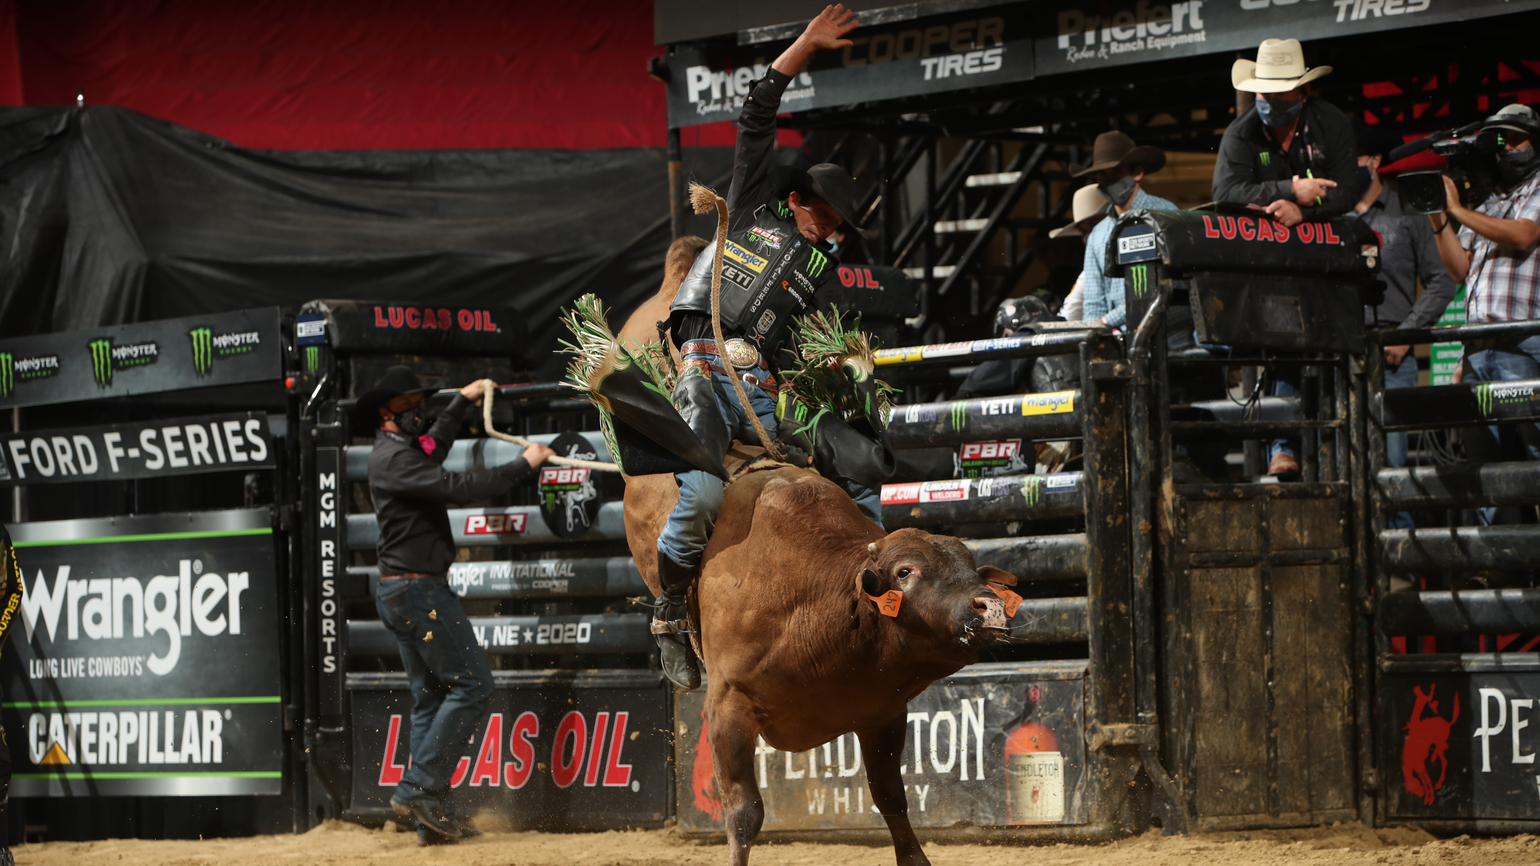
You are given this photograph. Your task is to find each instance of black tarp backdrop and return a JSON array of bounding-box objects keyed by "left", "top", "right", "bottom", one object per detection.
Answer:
[{"left": 0, "top": 105, "right": 733, "bottom": 383}]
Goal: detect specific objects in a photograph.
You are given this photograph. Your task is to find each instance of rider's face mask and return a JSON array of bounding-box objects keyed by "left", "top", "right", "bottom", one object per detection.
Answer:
[{"left": 393, "top": 404, "right": 430, "bottom": 436}]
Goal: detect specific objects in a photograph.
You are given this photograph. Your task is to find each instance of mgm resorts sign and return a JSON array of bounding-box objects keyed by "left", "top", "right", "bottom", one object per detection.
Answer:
[{"left": 0, "top": 308, "right": 282, "bottom": 409}]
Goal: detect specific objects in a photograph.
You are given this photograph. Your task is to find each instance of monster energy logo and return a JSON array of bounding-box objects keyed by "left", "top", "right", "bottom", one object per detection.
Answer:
[
  {"left": 0, "top": 354, "right": 10, "bottom": 398},
  {"left": 1021, "top": 475, "right": 1042, "bottom": 507},
  {"left": 1260, "top": 152, "right": 1271, "bottom": 167},
  {"left": 807, "top": 249, "right": 830, "bottom": 279},
  {"left": 949, "top": 401, "right": 967, "bottom": 431},
  {"left": 0, "top": 351, "right": 60, "bottom": 398},
  {"left": 89, "top": 338, "right": 158, "bottom": 387},
  {"left": 305, "top": 345, "right": 320, "bottom": 374},
  {"left": 189, "top": 328, "right": 214, "bottom": 376},
  {"left": 1476, "top": 382, "right": 1536, "bottom": 416},
  {"left": 1129, "top": 264, "right": 1150, "bottom": 298}
]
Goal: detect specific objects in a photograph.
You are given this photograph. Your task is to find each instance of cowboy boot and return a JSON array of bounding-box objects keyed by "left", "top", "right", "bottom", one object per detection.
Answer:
[{"left": 653, "top": 551, "right": 701, "bottom": 690}]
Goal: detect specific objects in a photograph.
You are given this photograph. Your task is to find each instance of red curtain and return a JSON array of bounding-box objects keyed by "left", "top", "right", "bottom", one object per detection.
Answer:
[{"left": 1, "top": 0, "right": 748, "bottom": 150}]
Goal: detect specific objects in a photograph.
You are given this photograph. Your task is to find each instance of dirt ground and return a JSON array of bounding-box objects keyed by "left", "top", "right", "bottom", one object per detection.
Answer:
[{"left": 13, "top": 821, "right": 1540, "bottom": 866}]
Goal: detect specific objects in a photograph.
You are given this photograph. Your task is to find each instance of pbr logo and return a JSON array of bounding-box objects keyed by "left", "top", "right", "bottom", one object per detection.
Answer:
[
  {"left": 465, "top": 513, "right": 527, "bottom": 535},
  {"left": 88, "top": 338, "right": 159, "bottom": 387},
  {"left": 0, "top": 352, "right": 60, "bottom": 398},
  {"left": 189, "top": 327, "right": 262, "bottom": 377}
]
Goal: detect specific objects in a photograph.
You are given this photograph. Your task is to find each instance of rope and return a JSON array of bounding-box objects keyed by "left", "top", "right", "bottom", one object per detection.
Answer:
[
  {"left": 694, "top": 183, "right": 786, "bottom": 462},
  {"left": 478, "top": 379, "right": 622, "bottom": 472}
]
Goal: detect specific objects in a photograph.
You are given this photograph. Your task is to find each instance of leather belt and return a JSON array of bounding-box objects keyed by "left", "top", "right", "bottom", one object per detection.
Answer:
[
  {"left": 680, "top": 357, "right": 779, "bottom": 395},
  {"left": 680, "top": 338, "right": 762, "bottom": 370},
  {"left": 380, "top": 572, "right": 442, "bottom": 580}
]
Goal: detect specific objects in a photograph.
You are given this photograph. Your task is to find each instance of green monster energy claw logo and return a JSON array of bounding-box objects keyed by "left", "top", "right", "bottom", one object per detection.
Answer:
[
  {"left": 1260, "top": 152, "right": 1271, "bottom": 167},
  {"left": 89, "top": 339, "right": 114, "bottom": 387},
  {"left": 1477, "top": 382, "right": 1493, "bottom": 416},
  {"left": 305, "top": 345, "right": 320, "bottom": 374},
  {"left": 0, "top": 353, "right": 11, "bottom": 399},
  {"left": 807, "top": 249, "right": 829, "bottom": 279},
  {"left": 950, "top": 401, "right": 967, "bottom": 431},
  {"left": 1022, "top": 475, "right": 1042, "bottom": 507},
  {"left": 1130, "top": 264, "right": 1150, "bottom": 298},
  {"left": 189, "top": 327, "right": 213, "bottom": 376}
]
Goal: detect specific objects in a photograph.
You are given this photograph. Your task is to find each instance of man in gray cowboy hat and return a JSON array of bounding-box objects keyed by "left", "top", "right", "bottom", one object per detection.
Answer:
[
  {"left": 1213, "top": 37, "right": 1356, "bottom": 228},
  {"left": 659, "top": 4, "right": 881, "bottom": 691},
  {"left": 1074, "top": 131, "right": 1177, "bottom": 330},
  {"left": 359, "top": 366, "right": 553, "bottom": 843}
]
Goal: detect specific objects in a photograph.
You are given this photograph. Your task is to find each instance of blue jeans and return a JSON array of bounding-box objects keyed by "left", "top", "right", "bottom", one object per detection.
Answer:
[
  {"left": 375, "top": 576, "right": 493, "bottom": 802},
  {"left": 657, "top": 353, "right": 882, "bottom": 568},
  {"left": 1383, "top": 353, "right": 1418, "bottom": 530}
]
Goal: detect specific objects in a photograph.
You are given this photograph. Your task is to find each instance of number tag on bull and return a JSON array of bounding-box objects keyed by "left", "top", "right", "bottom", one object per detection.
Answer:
[
  {"left": 538, "top": 431, "right": 602, "bottom": 539},
  {"left": 867, "top": 589, "right": 903, "bottom": 617},
  {"left": 988, "top": 583, "right": 1023, "bottom": 618}
]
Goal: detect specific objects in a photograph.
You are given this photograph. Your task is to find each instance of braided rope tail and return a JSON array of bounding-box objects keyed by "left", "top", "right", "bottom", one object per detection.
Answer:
[
  {"left": 479, "top": 381, "right": 621, "bottom": 471},
  {"left": 691, "top": 182, "right": 785, "bottom": 463}
]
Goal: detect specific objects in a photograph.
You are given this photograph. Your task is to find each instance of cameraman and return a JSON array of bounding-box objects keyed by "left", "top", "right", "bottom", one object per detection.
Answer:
[{"left": 1429, "top": 104, "right": 1540, "bottom": 461}]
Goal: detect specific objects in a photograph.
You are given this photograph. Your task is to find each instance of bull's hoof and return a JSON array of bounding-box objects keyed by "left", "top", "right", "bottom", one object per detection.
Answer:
[{"left": 658, "top": 633, "right": 701, "bottom": 690}]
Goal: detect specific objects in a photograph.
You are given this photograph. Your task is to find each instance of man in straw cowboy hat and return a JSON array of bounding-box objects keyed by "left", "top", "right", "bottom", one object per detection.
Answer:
[
  {"left": 658, "top": 5, "right": 882, "bottom": 691},
  {"left": 359, "top": 367, "right": 553, "bottom": 843},
  {"left": 1214, "top": 37, "right": 1356, "bottom": 228},
  {"left": 1074, "top": 131, "right": 1176, "bottom": 330}
]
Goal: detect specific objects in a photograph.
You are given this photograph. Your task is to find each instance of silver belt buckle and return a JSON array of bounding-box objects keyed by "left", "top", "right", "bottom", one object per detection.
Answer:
[{"left": 723, "top": 338, "right": 761, "bottom": 370}]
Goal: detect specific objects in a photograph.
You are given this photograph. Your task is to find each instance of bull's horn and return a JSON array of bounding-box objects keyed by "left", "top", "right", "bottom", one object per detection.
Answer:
[{"left": 868, "top": 541, "right": 879, "bottom": 556}]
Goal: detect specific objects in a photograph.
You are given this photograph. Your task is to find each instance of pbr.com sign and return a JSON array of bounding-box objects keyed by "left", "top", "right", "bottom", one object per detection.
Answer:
[
  {"left": 350, "top": 672, "right": 670, "bottom": 828},
  {"left": 1384, "top": 670, "right": 1540, "bottom": 819},
  {"left": 2, "top": 510, "right": 283, "bottom": 796},
  {"left": 0, "top": 413, "right": 274, "bottom": 485},
  {"left": 0, "top": 309, "right": 282, "bottom": 409}
]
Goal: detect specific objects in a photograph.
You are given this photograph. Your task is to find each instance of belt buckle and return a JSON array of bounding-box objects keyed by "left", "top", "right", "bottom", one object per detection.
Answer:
[{"left": 724, "top": 338, "right": 761, "bottom": 370}]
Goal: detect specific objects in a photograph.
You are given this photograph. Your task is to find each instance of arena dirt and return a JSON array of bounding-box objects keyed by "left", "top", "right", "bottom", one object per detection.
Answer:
[{"left": 14, "top": 821, "right": 1540, "bottom": 866}]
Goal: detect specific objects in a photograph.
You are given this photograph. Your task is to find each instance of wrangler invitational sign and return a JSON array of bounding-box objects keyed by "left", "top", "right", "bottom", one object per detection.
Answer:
[{"left": 2, "top": 510, "right": 283, "bottom": 796}]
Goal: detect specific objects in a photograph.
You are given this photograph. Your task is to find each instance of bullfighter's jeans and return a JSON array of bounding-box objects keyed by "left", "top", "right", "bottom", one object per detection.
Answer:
[
  {"left": 375, "top": 576, "right": 494, "bottom": 803},
  {"left": 658, "top": 351, "right": 882, "bottom": 569}
]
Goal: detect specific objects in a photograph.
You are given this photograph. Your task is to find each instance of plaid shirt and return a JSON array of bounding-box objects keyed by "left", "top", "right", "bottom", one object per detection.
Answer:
[{"left": 1462, "top": 171, "right": 1540, "bottom": 323}]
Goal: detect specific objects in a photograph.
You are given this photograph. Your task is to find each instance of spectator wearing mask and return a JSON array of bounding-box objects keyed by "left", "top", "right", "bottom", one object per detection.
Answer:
[
  {"left": 1048, "top": 184, "right": 1110, "bottom": 323},
  {"left": 1354, "top": 124, "right": 1459, "bottom": 527},
  {"left": 1214, "top": 38, "right": 1357, "bottom": 227},
  {"left": 1429, "top": 103, "right": 1540, "bottom": 463},
  {"left": 1076, "top": 131, "right": 1175, "bottom": 329}
]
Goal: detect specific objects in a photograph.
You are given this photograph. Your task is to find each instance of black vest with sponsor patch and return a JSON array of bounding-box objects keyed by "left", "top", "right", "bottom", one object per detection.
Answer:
[{"left": 670, "top": 202, "right": 838, "bottom": 354}]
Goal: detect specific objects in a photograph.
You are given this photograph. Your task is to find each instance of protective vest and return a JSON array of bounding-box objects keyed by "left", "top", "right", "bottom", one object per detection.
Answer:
[{"left": 670, "top": 203, "right": 839, "bottom": 354}]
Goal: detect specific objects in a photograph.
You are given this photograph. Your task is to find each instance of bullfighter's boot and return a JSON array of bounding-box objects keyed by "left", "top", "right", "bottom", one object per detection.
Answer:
[{"left": 653, "top": 552, "right": 702, "bottom": 691}]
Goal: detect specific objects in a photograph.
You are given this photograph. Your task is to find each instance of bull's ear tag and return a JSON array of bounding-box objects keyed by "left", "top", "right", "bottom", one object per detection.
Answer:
[
  {"left": 867, "top": 589, "right": 903, "bottom": 617},
  {"left": 988, "top": 584, "right": 1023, "bottom": 618}
]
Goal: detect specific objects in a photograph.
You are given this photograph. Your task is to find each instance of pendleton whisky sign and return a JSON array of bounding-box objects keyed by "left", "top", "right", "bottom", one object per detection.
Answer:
[{"left": 0, "top": 309, "right": 283, "bottom": 409}]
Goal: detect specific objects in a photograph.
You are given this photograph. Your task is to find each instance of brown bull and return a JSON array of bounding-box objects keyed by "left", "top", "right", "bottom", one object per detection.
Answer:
[{"left": 625, "top": 467, "right": 1016, "bottom": 866}]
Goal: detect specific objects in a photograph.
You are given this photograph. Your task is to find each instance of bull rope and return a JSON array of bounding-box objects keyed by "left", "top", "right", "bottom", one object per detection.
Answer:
[
  {"left": 690, "top": 182, "right": 786, "bottom": 463},
  {"left": 477, "top": 379, "right": 621, "bottom": 471}
]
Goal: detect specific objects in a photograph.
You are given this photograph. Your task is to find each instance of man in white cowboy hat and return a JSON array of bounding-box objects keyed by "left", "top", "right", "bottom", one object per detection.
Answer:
[
  {"left": 1213, "top": 37, "right": 1356, "bottom": 229},
  {"left": 1073, "top": 131, "right": 1176, "bottom": 329},
  {"left": 1050, "top": 184, "right": 1110, "bottom": 321}
]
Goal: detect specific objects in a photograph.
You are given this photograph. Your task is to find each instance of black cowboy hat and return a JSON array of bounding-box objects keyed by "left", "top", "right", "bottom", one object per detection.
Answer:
[
  {"left": 1068, "top": 131, "right": 1167, "bottom": 178},
  {"left": 770, "top": 163, "right": 877, "bottom": 240},
  {"left": 355, "top": 365, "right": 431, "bottom": 429},
  {"left": 1354, "top": 123, "right": 1406, "bottom": 162}
]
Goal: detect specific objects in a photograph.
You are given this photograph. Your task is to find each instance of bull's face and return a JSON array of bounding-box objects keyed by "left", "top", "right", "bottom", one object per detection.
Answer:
[{"left": 860, "top": 529, "right": 1020, "bottom": 655}]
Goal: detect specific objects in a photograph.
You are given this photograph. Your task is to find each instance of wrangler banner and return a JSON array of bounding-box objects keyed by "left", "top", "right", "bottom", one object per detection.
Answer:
[
  {"left": 2, "top": 509, "right": 283, "bottom": 796},
  {"left": 677, "top": 663, "right": 1088, "bottom": 830},
  {"left": 0, "top": 308, "right": 283, "bottom": 410},
  {"left": 349, "top": 670, "right": 670, "bottom": 829},
  {"left": 0, "top": 413, "right": 274, "bottom": 485}
]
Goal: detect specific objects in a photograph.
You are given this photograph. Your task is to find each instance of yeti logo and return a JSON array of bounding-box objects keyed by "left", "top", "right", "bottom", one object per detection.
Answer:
[{"left": 1402, "top": 684, "right": 1459, "bottom": 806}]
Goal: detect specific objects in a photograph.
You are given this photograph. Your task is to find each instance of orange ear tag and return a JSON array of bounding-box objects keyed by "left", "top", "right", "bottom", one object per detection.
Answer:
[
  {"left": 988, "top": 584, "right": 1022, "bottom": 618},
  {"left": 867, "top": 589, "right": 904, "bottom": 617}
]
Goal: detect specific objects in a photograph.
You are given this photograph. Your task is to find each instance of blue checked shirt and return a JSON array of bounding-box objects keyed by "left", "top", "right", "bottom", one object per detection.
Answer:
[
  {"left": 1081, "top": 187, "right": 1178, "bottom": 329},
  {"left": 1460, "top": 171, "right": 1540, "bottom": 324}
]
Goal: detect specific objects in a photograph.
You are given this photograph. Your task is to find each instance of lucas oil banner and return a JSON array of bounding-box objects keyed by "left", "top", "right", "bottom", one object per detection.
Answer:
[
  {"left": 677, "top": 664, "right": 1087, "bottom": 831},
  {"left": 0, "top": 308, "right": 283, "bottom": 410},
  {"left": 2, "top": 509, "right": 283, "bottom": 796},
  {"left": 350, "top": 670, "right": 670, "bottom": 829}
]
